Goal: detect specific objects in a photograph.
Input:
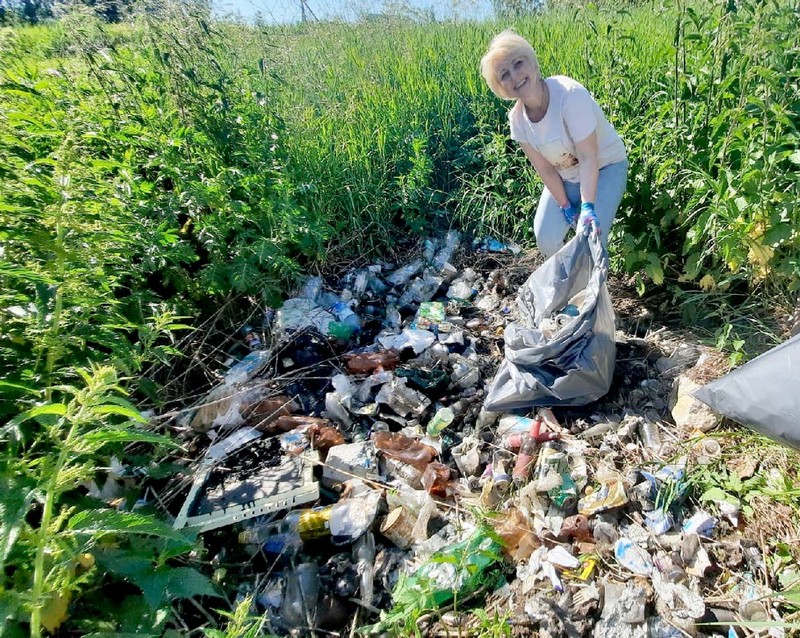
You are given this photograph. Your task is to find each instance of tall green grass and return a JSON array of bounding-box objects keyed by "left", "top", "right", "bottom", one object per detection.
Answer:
[{"left": 262, "top": 1, "right": 799, "bottom": 304}]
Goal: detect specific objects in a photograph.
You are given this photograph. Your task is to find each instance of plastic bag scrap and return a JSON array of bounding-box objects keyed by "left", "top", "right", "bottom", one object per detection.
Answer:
[
  {"left": 484, "top": 231, "right": 616, "bottom": 411},
  {"left": 694, "top": 333, "right": 800, "bottom": 450}
]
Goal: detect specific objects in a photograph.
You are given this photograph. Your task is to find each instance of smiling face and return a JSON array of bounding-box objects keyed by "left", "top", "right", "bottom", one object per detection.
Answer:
[
  {"left": 480, "top": 31, "right": 542, "bottom": 101},
  {"left": 494, "top": 54, "right": 540, "bottom": 100}
]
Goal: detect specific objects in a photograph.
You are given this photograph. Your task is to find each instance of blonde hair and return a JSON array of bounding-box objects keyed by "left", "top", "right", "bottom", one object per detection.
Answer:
[{"left": 480, "top": 30, "right": 540, "bottom": 100}]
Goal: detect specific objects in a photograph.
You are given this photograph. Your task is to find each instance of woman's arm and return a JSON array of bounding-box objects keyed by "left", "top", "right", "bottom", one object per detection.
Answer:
[
  {"left": 520, "top": 142, "right": 568, "bottom": 207},
  {"left": 574, "top": 132, "right": 599, "bottom": 204}
]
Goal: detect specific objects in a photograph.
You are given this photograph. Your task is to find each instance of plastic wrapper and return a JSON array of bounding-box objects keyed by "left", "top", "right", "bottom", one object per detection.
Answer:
[
  {"left": 378, "top": 328, "right": 436, "bottom": 354},
  {"left": 413, "top": 301, "right": 447, "bottom": 331},
  {"left": 492, "top": 508, "right": 539, "bottom": 562},
  {"left": 387, "top": 259, "right": 424, "bottom": 286},
  {"left": 484, "top": 231, "right": 615, "bottom": 411},
  {"left": 275, "top": 298, "right": 335, "bottom": 334},
  {"left": 614, "top": 537, "right": 653, "bottom": 575},
  {"left": 375, "top": 377, "right": 431, "bottom": 417}
]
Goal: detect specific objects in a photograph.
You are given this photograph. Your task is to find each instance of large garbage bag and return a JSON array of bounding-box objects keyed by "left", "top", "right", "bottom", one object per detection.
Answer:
[
  {"left": 484, "top": 231, "right": 616, "bottom": 411},
  {"left": 694, "top": 333, "right": 800, "bottom": 450}
]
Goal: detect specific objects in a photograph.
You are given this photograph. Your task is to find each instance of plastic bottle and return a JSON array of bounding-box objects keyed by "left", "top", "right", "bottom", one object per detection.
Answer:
[
  {"left": 223, "top": 350, "right": 271, "bottom": 386},
  {"left": 372, "top": 431, "right": 437, "bottom": 471},
  {"left": 426, "top": 407, "right": 455, "bottom": 437},
  {"left": 238, "top": 507, "right": 333, "bottom": 548},
  {"left": 423, "top": 238, "right": 438, "bottom": 263},
  {"left": 399, "top": 277, "right": 440, "bottom": 308},
  {"left": 387, "top": 259, "right": 424, "bottom": 286},
  {"left": 353, "top": 532, "right": 376, "bottom": 606},
  {"left": 578, "top": 421, "right": 615, "bottom": 440},
  {"left": 367, "top": 276, "right": 388, "bottom": 295},
  {"left": 345, "top": 351, "right": 400, "bottom": 374},
  {"left": 639, "top": 420, "right": 662, "bottom": 449},
  {"left": 281, "top": 561, "right": 320, "bottom": 627},
  {"left": 353, "top": 270, "right": 369, "bottom": 297},
  {"left": 512, "top": 416, "right": 543, "bottom": 486},
  {"left": 433, "top": 230, "right": 460, "bottom": 271}
]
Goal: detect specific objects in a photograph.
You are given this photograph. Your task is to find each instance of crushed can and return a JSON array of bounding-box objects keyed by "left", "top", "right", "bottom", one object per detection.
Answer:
[{"left": 241, "top": 324, "right": 262, "bottom": 350}]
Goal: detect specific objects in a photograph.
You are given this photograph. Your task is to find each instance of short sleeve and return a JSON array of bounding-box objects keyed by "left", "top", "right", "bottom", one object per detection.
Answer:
[
  {"left": 508, "top": 104, "right": 523, "bottom": 142},
  {"left": 562, "top": 83, "right": 597, "bottom": 143}
]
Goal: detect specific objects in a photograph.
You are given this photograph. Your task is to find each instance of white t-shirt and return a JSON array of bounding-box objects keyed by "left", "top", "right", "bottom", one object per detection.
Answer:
[{"left": 509, "top": 75, "right": 627, "bottom": 182}]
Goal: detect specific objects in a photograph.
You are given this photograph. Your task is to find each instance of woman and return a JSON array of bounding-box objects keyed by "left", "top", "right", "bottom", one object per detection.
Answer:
[{"left": 480, "top": 30, "right": 628, "bottom": 258}]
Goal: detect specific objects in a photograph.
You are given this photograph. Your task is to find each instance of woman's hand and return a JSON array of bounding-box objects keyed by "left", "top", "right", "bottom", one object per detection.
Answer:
[
  {"left": 561, "top": 203, "right": 578, "bottom": 225},
  {"left": 579, "top": 202, "right": 600, "bottom": 236}
]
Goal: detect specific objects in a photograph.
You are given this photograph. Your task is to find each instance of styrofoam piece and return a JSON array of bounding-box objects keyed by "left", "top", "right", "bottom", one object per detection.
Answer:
[{"left": 322, "top": 442, "right": 379, "bottom": 488}]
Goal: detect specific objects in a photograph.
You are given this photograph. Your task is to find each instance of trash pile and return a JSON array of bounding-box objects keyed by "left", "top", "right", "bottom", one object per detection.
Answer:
[{"left": 159, "top": 231, "right": 794, "bottom": 637}]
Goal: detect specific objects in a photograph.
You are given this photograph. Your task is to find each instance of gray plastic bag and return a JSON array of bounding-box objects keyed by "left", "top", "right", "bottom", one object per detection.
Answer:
[
  {"left": 694, "top": 334, "right": 800, "bottom": 450},
  {"left": 484, "top": 231, "right": 616, "bottom": 411}
]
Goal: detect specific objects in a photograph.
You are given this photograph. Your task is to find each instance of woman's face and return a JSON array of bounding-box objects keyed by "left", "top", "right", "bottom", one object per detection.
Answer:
[{"left": 495, "top": 54, "right": 540, "bottom": 100}]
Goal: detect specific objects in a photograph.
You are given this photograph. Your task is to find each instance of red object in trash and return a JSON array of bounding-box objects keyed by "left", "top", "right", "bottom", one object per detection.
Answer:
[
  {"left": 344, "top": 351, "right": 400, "bottom": 374},
  {"left": 372, "top": 431, "right": 437, "bottom": 472},
  {"left": 421, "top": 462, "right": 452, "bottom": 498},
  {"left": 511, "top": 416, "right": 559, "bottom": 485}
]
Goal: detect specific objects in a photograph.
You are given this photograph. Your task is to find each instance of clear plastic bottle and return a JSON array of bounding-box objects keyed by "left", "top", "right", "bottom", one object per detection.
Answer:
[
  {"left": 423, "top": 238, "right": 438, "bottom": 263},
  {"left": 280, "top": 561, "right": 320, "bottom": 627},
  {"left": 352, "top": 532, "right": 375, "bottom": 606},
  {"left": 353, "top": 270, "right": 369, "bottom": 297},
  {"left": 433, "top": 230, "right": 460, "bottom": 271},
  {"left": 387, "top": 259, "right": 424, "bottom": 286},
  {"left": 639, "top": 420, "right": 662, "bottom": 449}
]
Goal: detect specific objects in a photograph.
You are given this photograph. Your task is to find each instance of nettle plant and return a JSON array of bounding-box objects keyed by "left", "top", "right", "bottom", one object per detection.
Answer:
[{"left": 1, "top": 366, "right": 219, "bottom": 637}]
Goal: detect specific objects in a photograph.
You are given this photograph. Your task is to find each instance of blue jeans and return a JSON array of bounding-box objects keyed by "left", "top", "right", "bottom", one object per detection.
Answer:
[{"left": 533, "top": 160, "right": 629, "bottom": 258}]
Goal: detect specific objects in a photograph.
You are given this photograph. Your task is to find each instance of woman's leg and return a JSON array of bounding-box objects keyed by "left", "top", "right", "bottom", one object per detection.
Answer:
[
  {"left": 533, "top": 182, "right": 581, "bottom": 258},
  {"left": 592, "top": 160, "right": 629, "bottom": 246}
]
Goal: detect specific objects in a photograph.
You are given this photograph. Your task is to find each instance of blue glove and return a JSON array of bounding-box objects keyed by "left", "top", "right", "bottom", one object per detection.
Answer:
[
  {"left": 560, "top": 203, "right": 577, "bottom": 226},
  {"left": 579, "top": 202, "right": 600, "bottom": 236}
]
